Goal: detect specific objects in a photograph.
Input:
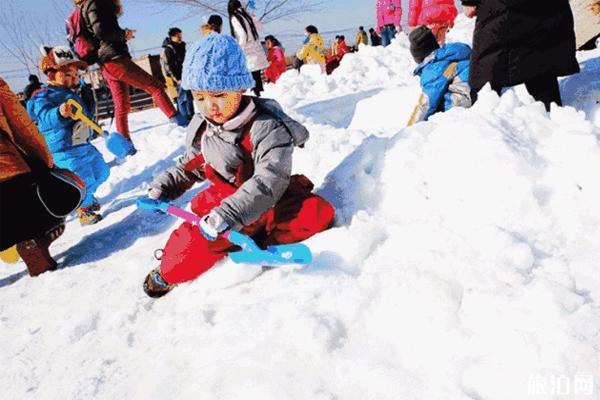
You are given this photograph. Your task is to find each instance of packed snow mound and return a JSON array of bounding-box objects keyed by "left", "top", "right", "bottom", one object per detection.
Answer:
[{"left": 2, "top": 16, "right": 600, "bottom": 400}]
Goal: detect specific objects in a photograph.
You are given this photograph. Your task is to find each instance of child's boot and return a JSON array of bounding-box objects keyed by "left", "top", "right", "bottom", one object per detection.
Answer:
[
  {"left": 143, "top": 267, "right": 175, "bottom": 298},
  {"left": 16, "top": 238, "right": 57, "bottom": 277},
  {"left": 77, "top": 206, "right": 103, "bottom": 225},
  {"left": 88, "top": 197, "right": 101, "bottom": 212}
]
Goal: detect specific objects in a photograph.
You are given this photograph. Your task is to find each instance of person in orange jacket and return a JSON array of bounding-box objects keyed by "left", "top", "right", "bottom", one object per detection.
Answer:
[{"left": 0, "top": 77, "right": 67, "bottom": 276}]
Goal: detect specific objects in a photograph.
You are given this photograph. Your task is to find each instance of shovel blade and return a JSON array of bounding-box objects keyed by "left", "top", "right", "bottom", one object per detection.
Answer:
[
  {"left": 229, "top": 242, "right": 312, "bottom": 266},
  {"left": 106, "top": 132, "right": 133, "bottom": 159}
]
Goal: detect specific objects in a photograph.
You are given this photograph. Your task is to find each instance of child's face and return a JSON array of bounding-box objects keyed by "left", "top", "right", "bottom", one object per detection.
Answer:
[
  {"left": 192, "top": 91, "right": 243, "bottom": 124},
  {"left": 54, "top": 64, "right": 79, "bottom": 88}
]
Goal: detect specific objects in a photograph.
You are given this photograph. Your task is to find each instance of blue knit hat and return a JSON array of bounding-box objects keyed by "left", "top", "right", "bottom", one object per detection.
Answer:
[{"left": 181, "top": 33, "right": 254, "bottom": 92}]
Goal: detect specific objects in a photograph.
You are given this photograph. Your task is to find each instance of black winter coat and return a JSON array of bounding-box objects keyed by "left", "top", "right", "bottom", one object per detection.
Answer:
[
  {"left": 463, "top": 0, "right": 580, "bottom": 90},
  {"left": 80, "top": 0, "right": 130, "bottom": 64},
  {"left": 162, "top": 38, "right": 186, "bottom": 81}
]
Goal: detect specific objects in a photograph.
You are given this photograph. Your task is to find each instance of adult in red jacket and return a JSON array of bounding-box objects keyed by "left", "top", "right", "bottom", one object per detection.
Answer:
[
  {"left": 264, "top": 35, "right": 287, "bottom": 84},
  {"left": 408, "top": 0, "right": 457, "bottom": 44}
]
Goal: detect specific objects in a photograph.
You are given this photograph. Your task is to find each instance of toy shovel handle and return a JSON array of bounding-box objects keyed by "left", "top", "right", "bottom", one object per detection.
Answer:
[
  {"left": 135, "top": 199, "right": 261, "bottom": 250},
  {"left": 66, "top": 99, "right": 104, "bottom": 136}
]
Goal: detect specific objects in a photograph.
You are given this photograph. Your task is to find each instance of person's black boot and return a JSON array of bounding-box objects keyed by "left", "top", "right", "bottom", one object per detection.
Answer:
[{"left": 143, "top": 267, "right": 175, "bottom": 298}]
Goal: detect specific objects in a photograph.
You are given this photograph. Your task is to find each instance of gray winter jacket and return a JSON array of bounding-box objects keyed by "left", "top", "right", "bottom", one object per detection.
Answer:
[{"left": 150, "top": 97, "right": 309, "bottom": 230}]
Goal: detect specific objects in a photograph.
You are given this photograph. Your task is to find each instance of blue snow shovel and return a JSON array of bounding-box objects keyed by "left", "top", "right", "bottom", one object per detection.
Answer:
[
  {"left": 66, "top": 99, "right": 134, "bottom": 160},
  {"left": 137, "top": 198, "right": 313, "bottom": 266}
]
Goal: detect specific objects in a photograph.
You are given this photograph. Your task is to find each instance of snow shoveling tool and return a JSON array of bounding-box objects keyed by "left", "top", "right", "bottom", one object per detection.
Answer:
[
  {"left": 136, "top": 198, "right": 313, "bottom": 266},
  {"left": 66, "top": 98, "right": 133, "bottom": 160}
]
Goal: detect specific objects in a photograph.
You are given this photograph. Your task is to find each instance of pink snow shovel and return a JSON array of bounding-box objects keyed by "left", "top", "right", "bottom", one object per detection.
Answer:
[
  {"left": 136, "top": 198, "right": 313, "bottom": 266},
  {"left": 66, "top": 99, "right": 133, "bottom": 160}
]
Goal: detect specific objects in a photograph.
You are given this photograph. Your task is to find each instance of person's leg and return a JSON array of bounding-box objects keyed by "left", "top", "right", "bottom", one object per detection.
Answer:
[
  {"left": 177, "top": 85, "right": 194, "bottom": 121},
  {"left": 102, "top": 64, "right": 132, "bottom": 139},
  {"left": 0, "top": 174, "right": 63, "bottom": 249},
  {"left": 524, "top": 75, "right": 561, "bottom": 111},
  {"left": 381, "top": 27, "right": 390, "bottom": 47},
  {"left": 254, "top": 176, "right": 335, "bottom": 247},
  {"left": 251, "top": 70, "right": 264, "bottom": 97},
  {"left": 0, "top": 174, "right": 64, "bottom": 275},
  {"left": 109, "top": 59, "right": 177, "bottom": 119},
  {"left": 159, "top": 222, "right": 231, "bottom": 284},
  {"left": 159, "top": 180, "right": 237, "bottom": 284},
  {"left": 261, "top": 193, "right": 334, "bottom": 246},
  {"left": 87, "top": 148, "right": 110, "bottom": 202}
]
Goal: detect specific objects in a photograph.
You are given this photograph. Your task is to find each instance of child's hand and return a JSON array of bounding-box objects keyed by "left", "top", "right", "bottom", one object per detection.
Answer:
[
  {"left": 148, "top": 188, "right": 163, "bottom": 200},
  {"left": 59, "top": 102, "right": 75, "bottom": 119},
  {"left": 199, "top": 211, "right": 229, "bottom": 241}
]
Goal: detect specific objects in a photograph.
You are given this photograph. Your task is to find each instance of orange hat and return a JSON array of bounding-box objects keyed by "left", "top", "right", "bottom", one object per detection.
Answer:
[{"left": 39, "top": 45, "right": 87, "bottom": 75}]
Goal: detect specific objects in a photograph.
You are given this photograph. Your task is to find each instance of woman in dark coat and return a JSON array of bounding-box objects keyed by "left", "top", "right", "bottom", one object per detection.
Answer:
[
  {"left": 462, "top": 0, "right": 580, "bottom": 110},
  {"left": 75, "top": 0, "right": 183, "bottom": 152}
]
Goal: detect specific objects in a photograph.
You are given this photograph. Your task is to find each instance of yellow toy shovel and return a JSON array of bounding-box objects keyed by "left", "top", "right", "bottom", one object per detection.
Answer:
[{"left": 66, "top": 99, "right": 134, "bottom": 159}]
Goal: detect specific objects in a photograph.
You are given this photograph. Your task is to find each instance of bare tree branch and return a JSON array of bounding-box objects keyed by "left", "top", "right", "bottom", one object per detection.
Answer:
[
  {"left": 0, "top": 1, "right": 67, "bottom": 75},
  {"left": 137, "top": 0, "right": 326, "bottom": 23}
]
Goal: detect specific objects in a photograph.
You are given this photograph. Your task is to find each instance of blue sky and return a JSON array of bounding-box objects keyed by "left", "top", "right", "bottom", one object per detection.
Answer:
[{"left": 1, "top": 0, "right": 458, "bottom": 91}]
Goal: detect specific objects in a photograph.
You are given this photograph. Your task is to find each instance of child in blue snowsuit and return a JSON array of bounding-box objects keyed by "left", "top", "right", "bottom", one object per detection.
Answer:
[
  {"left": 27, "top": 46, "right": 109, "bottom": 225},
  {"left": 407, "top": 26, "right": 472, "bottom": 125}
]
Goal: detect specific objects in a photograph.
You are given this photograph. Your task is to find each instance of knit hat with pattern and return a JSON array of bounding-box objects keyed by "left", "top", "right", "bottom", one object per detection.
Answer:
[{"left": 181, "top": 33, "right": 254, "bottom": 92}]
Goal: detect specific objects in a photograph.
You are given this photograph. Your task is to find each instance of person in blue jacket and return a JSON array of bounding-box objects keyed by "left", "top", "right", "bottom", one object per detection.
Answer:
[
  {"left": 407, "top": 26, "right": 472, "bottom": 125},
  {"left": 27, "top": 45, "right": 109, "bottom": 225}
]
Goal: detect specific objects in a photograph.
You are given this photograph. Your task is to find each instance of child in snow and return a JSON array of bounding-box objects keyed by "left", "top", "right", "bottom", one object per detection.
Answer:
[
  {"left": 264, "top": 35, "right": 287, "bottom": 84},
  {"left": 143, "top": 34, "right": 335, "bottom": 297},
  {"left": 296, "top": 25, "right": 326, "bottom": 71},
  {"left": 326, "top": 36, "right": 351, "bottom": 75},
  {"left": 27, "top": 46, "right": 109, "bottom": 225},
  {"left": 408, "top": 0, "right": 458, "bottom": 44},
  {"left": 407, "top": 26, "right": 472, "bottom": 125}
]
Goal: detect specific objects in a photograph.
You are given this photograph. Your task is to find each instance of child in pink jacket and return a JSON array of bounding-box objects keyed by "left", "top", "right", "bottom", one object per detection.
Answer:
[
  {"left": 376, "top": 0, "right": 402, "bottom": 47},
  {"left": 408, "top": 0, "right": 458, "bottom": 44}
]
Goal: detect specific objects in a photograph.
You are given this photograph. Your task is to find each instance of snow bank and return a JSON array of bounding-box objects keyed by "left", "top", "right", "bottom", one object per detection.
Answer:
[{"left": 1, "top": 16, "right": 600, "bottom": 400}]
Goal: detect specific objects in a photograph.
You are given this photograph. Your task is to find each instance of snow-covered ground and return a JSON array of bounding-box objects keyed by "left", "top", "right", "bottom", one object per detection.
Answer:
[{"left": 2, "top": 17, "right": 600, "bottom": 400}]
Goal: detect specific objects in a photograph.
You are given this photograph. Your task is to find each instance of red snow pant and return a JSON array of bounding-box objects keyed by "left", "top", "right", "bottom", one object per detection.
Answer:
[
  {"left": 101, "top": 58, "right": 176, "bottom": 139},
  {"left": 159, "top": 170, "right": 335, "bottom": 284}
]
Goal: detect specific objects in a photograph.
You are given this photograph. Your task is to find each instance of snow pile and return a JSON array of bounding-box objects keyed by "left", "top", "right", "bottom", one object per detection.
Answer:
[{"left": 2, "top": 17, "right": 600, "bottom": 400}]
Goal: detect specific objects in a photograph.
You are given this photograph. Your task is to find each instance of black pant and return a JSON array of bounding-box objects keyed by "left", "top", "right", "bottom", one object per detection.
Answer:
[
  {"left": 471, "top": 75, "right": 561, "bottom": 112},
  {"left": 523, "top": 75, "right": 561, "bottom": 111},
  {"left": 252, "top": 70, "right": 264, "bottom": 97},
  {"left": 0, "top": 173, "right": 63, "bottom": 250},
  {"left": 292, "top": 56, "right": 304, "bottom": 70}
]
